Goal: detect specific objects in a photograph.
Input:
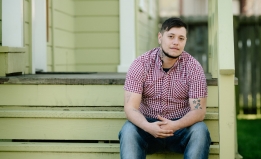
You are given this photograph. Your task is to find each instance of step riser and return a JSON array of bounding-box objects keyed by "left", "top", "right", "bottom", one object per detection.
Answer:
[
  {"left": 0, "top": 85, "right": 218, "bottom": 107},
  {"left": 0, "top": 142, "right": 219, "bottom": 158},
  {"left": 0, "top": 152, "right": 219, "bottom": 159},
  {"left": 0, "top": 117, "right": 219, "bottom": 142}
]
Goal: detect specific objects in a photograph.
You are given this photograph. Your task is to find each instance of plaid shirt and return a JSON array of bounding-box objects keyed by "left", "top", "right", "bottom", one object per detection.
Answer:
[{"left": 124, "top": 47, "right": 208, "bottom": 119}]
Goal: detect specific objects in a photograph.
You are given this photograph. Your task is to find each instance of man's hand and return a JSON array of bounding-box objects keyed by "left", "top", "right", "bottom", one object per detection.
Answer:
[
  {"left": 157, "top": 115, "right": 180, "bottom": 133},
  {"left": 144, "top": 121, "right": 174, "bottom": 138}
]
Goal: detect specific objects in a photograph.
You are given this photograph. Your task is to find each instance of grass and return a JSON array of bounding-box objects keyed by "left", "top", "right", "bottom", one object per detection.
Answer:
[{"left": 237, "top": 119, "right": 261, "bottom": 159}]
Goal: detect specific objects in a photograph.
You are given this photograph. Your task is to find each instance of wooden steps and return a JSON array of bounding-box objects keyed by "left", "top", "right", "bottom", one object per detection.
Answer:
[
  {"left": 0, "top": 107, "right": 220, "bottom": 158},
  {"left": 0, "top": 107, "right": 219, "bottom": 142},
  {"left": 0, "top": 142, "right": 220, "bottom": 159},
  {"left": 0, "top": 74, "right": 220, "bottom": 158}
]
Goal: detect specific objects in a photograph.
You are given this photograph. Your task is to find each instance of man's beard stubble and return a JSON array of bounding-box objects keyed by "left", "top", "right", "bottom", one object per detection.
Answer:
[{"left": 161, "top": 47, "right": 180, "bottom": 59}]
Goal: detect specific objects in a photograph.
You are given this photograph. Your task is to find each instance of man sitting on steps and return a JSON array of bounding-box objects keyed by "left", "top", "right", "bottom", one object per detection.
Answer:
[{"left": 118, "top": 17, "right": 211, "bottom": 159}]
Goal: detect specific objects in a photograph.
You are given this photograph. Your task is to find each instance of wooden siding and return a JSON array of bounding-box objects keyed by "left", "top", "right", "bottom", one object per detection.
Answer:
[
  {"left": 183, "top": 17, "right": 209, "bottom": 73},
  {"left": 74, "top": 0, "right": 120, "bottom": 72},
  {"left": 234, "top": 16, "right": 261, "bottom": 118},
  {"left": 136, "top": 0, "right": 159, "bottom": 56},
  {"left": 48, "top": 0, "right": 75, "bottom": 72}
]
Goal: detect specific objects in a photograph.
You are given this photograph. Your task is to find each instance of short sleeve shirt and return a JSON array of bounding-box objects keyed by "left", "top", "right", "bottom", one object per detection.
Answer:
[{"left": 124, "top": 47, "right": 208, "bottom": 119}]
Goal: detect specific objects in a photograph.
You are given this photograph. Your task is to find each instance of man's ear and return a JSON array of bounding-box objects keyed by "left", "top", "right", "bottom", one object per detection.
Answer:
[{"left": 158, "top": 32, "right": 162, "bottom": 44}]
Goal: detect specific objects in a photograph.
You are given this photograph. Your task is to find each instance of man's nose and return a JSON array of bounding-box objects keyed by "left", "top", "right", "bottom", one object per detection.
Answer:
[{"left": 172, "top": 38, "right": 178, "bottom": 45}]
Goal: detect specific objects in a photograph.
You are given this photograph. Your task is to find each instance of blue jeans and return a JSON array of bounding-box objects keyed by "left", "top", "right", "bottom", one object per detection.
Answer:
[{"left": 118, "top": 118, "right": 211, "bottom": 159}]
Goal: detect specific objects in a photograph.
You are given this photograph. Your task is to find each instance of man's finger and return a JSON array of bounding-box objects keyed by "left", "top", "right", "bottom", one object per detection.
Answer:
[
  {"left": 156, "top": 133, "right": 174, "bottom": 138},
  {"left": 161, "top": 129, "right": 174, "bottom": 134},
  {"left": 155, "top": 121, "right": 167, "bottom": 126},
  {"left": 157, "top": 115, "right": 165, "bottom": 121}
]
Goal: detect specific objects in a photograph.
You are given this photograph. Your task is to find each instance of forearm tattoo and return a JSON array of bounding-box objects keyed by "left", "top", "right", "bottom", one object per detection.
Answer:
[{"left": 192, "top": 99, "right": 202, "bottom": 110}]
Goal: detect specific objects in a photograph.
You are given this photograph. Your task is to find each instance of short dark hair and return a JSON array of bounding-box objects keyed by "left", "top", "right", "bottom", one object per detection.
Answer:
[{"left": 160, "top": 17, "right": 187, "bottom": 33}]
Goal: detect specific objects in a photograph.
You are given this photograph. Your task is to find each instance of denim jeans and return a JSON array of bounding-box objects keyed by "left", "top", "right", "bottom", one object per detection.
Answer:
[{"left": 118, "top": 118, "right": 211, "bottom": 159}]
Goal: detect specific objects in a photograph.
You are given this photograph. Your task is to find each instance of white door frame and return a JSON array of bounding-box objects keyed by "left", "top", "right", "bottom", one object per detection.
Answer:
[
  {"left": 117, "top": 0, "right": 136, "bottom": 73},
  {"left": 31, "top": 0, "right": 47, "bottom": 73},
  {"left": 2, "top": 0, "right": 47, "bottom": 73}
]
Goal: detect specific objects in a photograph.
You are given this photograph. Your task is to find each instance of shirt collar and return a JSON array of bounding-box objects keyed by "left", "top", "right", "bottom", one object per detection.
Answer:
[{"left": 155, "top": 47, "right": 184, "bottom": 70}]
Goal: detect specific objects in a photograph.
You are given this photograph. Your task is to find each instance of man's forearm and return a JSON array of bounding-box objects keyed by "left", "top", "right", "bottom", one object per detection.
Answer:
[
  {"left": 173, "top": 109, "right": 205, "bottom": 130},
  {"left": 173, "top": 97, "right": 207, "bottom": 130},
  {"left": 124, "top": 107, "right": 150, "bottom": 131}
]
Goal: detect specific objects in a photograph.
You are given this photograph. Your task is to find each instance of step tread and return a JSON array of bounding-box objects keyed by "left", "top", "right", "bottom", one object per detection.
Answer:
[
  {"left": 0, "top": 142, "right": 219, "bottom": 154},
  {"left": 0, "top": 109, "right": 218, "bottom": 119},
  {"left": 0, "top": 73, "right": 221, "bottom": 85}
]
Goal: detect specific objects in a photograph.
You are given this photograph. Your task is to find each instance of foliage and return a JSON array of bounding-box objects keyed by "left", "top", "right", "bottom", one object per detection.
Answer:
[{"left": 237, "top": 119, "right": 261, "bottom": 159}]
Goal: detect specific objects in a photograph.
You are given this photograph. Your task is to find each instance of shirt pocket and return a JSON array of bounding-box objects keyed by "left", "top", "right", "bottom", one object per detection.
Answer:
[
  {"left": 171, "top": 80, "right": 189, "bottom": 100},
  {"left": 143, "top": 81, "right": 160, "bottom": 98}
]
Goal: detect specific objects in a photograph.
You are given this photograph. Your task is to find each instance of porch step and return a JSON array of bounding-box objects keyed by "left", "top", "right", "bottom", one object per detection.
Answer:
[
  {"left": 0, "top": 107, "right": 219, "bottom": 142},
  {"left": 0, "top": 142, "right": 219, "bottom": 159},
  {"left": 0, "top": 107, "right": 218, "bottom": 119}
]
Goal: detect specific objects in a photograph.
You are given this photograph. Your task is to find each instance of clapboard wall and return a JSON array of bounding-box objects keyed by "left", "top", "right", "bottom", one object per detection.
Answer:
[
  {"left": 48, "top": 0, "right": 75, "bottom": 72},
  {"left": 74, "top": 0, "right": 120, "bottom": 72},
  {"left": 136, "top": 0, "right": 159, "bottom": 56}
]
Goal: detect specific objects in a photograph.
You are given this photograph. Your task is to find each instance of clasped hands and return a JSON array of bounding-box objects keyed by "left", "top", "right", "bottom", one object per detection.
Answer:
[{"left": 144, "top": 115, "right": 179, "bottom": 138}]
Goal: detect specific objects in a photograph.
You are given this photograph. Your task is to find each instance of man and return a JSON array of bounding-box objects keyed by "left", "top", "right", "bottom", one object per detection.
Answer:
[{"left": 118, "top": 17, "right": 211, "bottom": 159}]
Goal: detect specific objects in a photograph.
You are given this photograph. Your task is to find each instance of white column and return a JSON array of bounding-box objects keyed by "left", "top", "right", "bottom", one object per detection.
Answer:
[
  {"left": 117, "top": 0, "right": 136, "bottom": 73},
  {"left": 31, "top": 0, "right": 47, "bottom": 72},
  {"left": 2, "top": 0, "right": 24, "bottom": 47}
]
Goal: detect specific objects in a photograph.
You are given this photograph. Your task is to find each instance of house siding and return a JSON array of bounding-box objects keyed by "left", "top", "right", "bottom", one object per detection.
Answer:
[
  {"left": 1, "top": 0, "right": 158, "bottom": 73},
  {"left": 74, "top": 0, "right": 120, "bottom": 72},
  {"left": 136, "top": 0, "right": 159, "bottom": 56},
  {"left": 48, "top": 0, "right": 75, "bottom": 72}
]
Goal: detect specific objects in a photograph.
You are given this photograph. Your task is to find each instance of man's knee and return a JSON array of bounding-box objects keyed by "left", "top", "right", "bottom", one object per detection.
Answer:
[
  {"left": 119, "top": 121, "right": 147, "bottom": 159},
  {"left": 119, "top": 121, "right": 138, "bottom": 141},
  {"left": 189, "top": 122, "right": 211, "bottom": 142}
]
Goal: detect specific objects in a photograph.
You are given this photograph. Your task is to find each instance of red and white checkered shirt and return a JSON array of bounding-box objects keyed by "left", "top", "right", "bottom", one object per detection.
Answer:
[{"left": 124, "top": 47, "right": 208, "bottom": 119}]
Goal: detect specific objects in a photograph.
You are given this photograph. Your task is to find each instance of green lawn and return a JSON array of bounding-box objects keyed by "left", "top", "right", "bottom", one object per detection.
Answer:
[{"left": 237, "top": 119, "right": 261, "bottom": 159}]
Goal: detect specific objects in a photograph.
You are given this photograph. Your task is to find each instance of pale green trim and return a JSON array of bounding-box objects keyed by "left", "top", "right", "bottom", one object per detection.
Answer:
[
  {"left": 0, "top": 110, "right": 217, "bottom": 119},
  {"left": 0, "top": 46, "right": 26, "bottom": 53},
  {"left": 219, "top": 69, "right": 235, "bottom": 75},
  {"left": 0, "top": 142, "right": 219, "bottom": 154},
  {"left": 51, "top": 0, "right": 56, "bottom": 71}
]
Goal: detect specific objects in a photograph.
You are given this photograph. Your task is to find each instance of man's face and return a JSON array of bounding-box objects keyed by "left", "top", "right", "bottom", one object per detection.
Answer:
[{"left": 158, "top": 27, "right": 187, "bottom": 58}]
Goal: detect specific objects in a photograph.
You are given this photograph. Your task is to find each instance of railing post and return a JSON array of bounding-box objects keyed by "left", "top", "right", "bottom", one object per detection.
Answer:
[
  {"left": 217, "top": 0, "right": 235, "bottom": 158},
  {"left": 209, "top": 0, "right": 236, "bottom": 158}
]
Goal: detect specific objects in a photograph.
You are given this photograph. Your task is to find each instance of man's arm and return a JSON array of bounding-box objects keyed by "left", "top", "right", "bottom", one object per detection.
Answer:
[
  {"left": 124, "top": 90, "right": 174, "bottom": 138},
  {"left": 159, "top": 97, "right": 207, "bottom": 132}
]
